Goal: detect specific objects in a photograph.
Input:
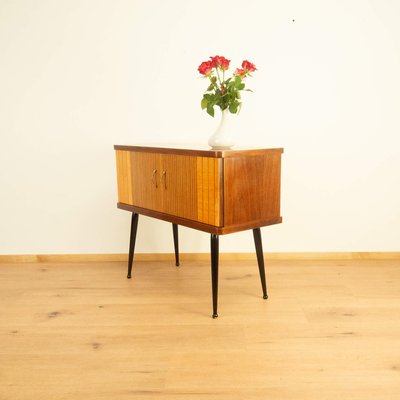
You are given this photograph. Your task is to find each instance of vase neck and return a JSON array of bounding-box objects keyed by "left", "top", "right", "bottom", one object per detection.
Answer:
[{"left": 220, "top": 108, "right": 229, "bottom": 120}]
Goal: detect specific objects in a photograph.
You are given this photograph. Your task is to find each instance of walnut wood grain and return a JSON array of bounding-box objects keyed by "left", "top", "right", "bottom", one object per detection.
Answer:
[{"left": 223, "top": 151, "right": 282, "bottom": 227}]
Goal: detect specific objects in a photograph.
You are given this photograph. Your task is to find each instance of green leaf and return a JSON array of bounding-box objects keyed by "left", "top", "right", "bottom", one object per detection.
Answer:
[
  {"left": 207, "top": 105, "right": 215, "bottom": 117},
  {"left": 234, "top": 76, "right": 242, "bottom": 88},
  {"left": 229, "top": 102, "right": 238, "bottom": 113},
  {"left": 201, "top": 97, "right": 208, "bottom": 110}
]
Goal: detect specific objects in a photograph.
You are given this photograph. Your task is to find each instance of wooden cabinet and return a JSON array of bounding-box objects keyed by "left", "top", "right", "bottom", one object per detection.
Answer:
[
  {"left": 115, "top": 145, "right": 282, "bottom": 234},
  {"left": 114, "top": 145, "right": 283, "bottom": 318}
]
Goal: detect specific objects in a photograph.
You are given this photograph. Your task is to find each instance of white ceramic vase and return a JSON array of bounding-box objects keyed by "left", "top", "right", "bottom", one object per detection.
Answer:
[{"left": 208, "top": 109, "right": 235, "bottom": 149}]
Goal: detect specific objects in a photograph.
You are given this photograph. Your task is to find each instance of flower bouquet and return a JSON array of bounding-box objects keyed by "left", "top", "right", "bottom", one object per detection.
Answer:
[{"left": 198, "top": 55, "right": 256, "bottom": 148}]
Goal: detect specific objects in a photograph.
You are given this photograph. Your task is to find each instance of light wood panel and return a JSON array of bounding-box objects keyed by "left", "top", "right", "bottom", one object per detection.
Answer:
[
  {"left": 115, "top": 150, "right": 133, "bottom": 205},
  {"left": 160, "top": 154, "right": 197, "bottom": 221},
  {"left": 129, "top": 151, "right": 162, "bottom": 212},
  {"left": 117, "top": 150, "right": 223, "bottom": 226},
  {"left": 1, "top": 258, "right": 400, "bottom": 399},
  {"left": 196, "top": 157, "right": 222, "bottom": 226}
]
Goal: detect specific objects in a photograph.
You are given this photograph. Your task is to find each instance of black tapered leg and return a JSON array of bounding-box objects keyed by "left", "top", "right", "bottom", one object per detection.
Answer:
[
  {"left": 172, "top": 223, "right": 180, "bottom": 267},
  {"left": 210, "top": 234, "right": 219, "bottom": 318},
  {"left": 127, "top": 213, "right": 139, "bottom": 279},
  {"left": 253, "top": 228, "right": 268, "bottom": 299}
]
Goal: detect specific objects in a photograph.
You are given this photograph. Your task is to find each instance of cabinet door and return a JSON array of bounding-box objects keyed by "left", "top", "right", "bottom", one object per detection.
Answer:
[
  {"left": 159, "top": 154, "right": 198, "bottom": 221},
  {"left": 117, "top": 150, "right": 223, "bottom": 227},
  {"left": 130, "top": 151, "right": 162, "bottom": 212}
]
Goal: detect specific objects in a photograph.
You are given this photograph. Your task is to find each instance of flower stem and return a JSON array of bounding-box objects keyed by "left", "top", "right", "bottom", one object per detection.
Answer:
[{"left": 215, "top": 67, "right": 222, "bottom": 87}]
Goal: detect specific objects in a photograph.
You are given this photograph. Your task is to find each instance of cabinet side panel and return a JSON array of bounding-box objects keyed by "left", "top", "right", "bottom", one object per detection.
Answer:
[
  {"left": 115, "top": 150, "right": 133, "bottom": 204},
  {"left": 224, "top": 152, "right": 281, "bottom": 227},
  {"left": 196, "top": 157, "right": 222, "bottom": 226}
]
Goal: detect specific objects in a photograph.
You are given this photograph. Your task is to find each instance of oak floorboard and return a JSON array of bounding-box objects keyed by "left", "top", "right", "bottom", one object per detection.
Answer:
[{"left": 1, "top": 259, "right": 400, "bottom": 399}]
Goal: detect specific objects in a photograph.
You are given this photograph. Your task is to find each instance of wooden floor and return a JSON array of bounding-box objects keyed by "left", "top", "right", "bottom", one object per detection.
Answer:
[{"left": 1, "top": 258, "right": 400, "bottom": 399}]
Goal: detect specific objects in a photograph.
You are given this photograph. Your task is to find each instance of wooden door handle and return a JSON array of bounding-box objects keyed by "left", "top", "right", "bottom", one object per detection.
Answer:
[
  {"left": 162, "top": 171, "right": 166, "bottom": 189},
  {"left": 152, "top": 169, "right": 158, "bottom": 188}
]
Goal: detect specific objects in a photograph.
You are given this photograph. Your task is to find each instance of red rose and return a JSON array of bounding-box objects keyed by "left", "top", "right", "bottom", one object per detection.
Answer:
[
  {"left": 242, "top": 60, "right": 256, "bottom": 72},
  {"left": 235, "top": 68, "right": 246, "bottom": 78},
  {"left": 210, "top": 55, "right": 230, "bottom": 70},
  {"left": 198, "top": 61, "right": 213, "bottom": 75}
]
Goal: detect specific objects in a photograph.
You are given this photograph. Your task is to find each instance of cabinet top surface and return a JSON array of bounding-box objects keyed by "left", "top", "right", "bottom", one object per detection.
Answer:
[{"left": 114, "top": 144, "right": 284, "bottom": 158}]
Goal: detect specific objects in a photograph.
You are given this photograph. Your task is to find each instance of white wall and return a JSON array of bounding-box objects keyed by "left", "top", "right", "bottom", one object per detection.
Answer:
[{"left": 1, "top": 0, "right": 399, "bottom": 254}]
